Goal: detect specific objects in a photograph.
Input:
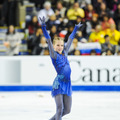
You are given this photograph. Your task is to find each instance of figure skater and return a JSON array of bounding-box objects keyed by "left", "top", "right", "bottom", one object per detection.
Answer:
[{"left": 38, "top": 16, "right": 83, "bottom": 120}]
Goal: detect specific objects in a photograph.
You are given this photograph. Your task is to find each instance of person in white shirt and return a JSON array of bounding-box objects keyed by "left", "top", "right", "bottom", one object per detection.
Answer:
[
  {"left": 37, "top": 1, "right": 54, "bottom": 23},
  {"left": 4, "top": 25, "right": 21, "bottom": 56}
]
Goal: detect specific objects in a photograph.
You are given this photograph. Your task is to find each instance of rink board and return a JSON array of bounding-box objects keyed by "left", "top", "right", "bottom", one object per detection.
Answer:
[{"left": 0, "top": 56, "right": 120, "bottom": 91}]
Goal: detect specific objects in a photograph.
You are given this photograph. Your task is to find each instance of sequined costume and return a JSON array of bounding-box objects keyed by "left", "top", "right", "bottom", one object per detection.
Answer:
[
  {"left": 41, "top": 23, "right": 81, "bottom": 97},
  {"left": 51, "top": 50, "right": 72, "bottom": 97}
]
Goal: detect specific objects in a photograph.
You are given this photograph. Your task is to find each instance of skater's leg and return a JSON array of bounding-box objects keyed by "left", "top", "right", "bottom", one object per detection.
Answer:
[
  {"left": 49, "top": 94, "right": 63, "bottom": 120},
  {"left": 62, "top": 95, "right": 72, "bottom": 116}
]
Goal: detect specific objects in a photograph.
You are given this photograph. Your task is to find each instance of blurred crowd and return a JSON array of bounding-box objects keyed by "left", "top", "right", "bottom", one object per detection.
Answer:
[{"left": 0, "top": 0, "right": 120, "bottom": 56}]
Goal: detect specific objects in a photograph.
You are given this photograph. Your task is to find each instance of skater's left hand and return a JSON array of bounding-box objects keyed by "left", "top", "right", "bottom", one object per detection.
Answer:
[{"left": 76, "top": 22, "right": 83, "bottom": 28}]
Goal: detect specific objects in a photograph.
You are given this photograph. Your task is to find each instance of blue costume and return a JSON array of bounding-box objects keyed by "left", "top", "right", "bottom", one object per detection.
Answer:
[
  {"left": 51, "top": 51, "right": 72, "bottom": 97},
  {"left": 40, "top": 17, "right": 82, "bottom": 97}
]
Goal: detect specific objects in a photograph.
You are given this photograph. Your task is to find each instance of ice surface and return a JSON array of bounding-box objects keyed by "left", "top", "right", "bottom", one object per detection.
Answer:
[{"left": 0, "top": 91, "right": 120, "bottom": 120}]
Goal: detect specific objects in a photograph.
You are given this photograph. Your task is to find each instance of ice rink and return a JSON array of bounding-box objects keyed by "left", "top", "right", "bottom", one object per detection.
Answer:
[{"left": 0, "top": 91, "right": 120, "bottom": 120}]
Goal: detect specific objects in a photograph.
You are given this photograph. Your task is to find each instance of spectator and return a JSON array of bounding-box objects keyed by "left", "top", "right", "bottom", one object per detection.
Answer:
[
  {"left": 106, "top": 49, "right": 114, "bottom": 55},
  {"left": 75, "top": 16, "right": 83, "bottom": 25},
  {"left": 37, "top": 1, "right": 54, "bottom": 23},
  {"left": 64, "top": 26, "right": 74, "bottom": 42},
  {"left": 55, "top": 1, "right": 67, "bottom": 18},
  {"left": 74, "top": 49, "right": 81, "bottom": 56},
  {"left": 68, "top": 38, "right": 79, "bottom": 55},
  {"left": 114, "top": 3, "right": 120, "bottom": 31},
  {"left": 61, "top": 0, "right": 75, "bottom": 8},
  {"left": 67, "top": 2, "right": 85, "bottom": 24},
  {"left": 27, "top": 27, "right": 43, "bottom": 54},
  {"left": 106, "top": 24, "right": 120, "bottom": 45},
  {"left": 57, "top": 17, "right": 69, "bottom": 32},
  {"left": 50, "top": 25, "right": 58, "bottom": 41},
  {"left": 27, "top": 15, "right": 40, "bottom": 35},
  {"left": 4, "top": 25, "right": 21, "bottom": 56},
  {"left": 89, "top": 24, "right": 105, "bottom": 44},
  {"left": 101, "top": 35, "right": 116, "bottom": 54},
  {"left": 85, "top": 4, "right": 96, "bottom": 21},
  {"left": 32, "top": 36, "right": 48, "bottom": 55},
  {"left": 92, "top": 0, "right": 104, "bottom": 13},
  {"left": 75, "top": 16, "right": 87, "bottom": 37},
  {"left": 105, "top": 0, "right": 120, "bottom": 11},
  {"left": 101, "top": 14, "right": 115, "bottom": 31},
  {"left": 79, "top": 0, "right": 87, "bottom": 10},
  {"left": 90, "top": 49, "right": 97, "bottom": 55},
  {"left": 76, "top": 31, "right": 88, "bottom": 42},
  {"left": 98, "top": 2, "right": 111, "bottom": 21},
  {"left": 112, "top": 0, "right": 119, "bottom": 12},
  {"left": 90, "top": 14, "right": 99, "bottom": 30},
  {"left": 46, "top": 14, "right": 59, "bottom": 29},
  {"left": 86, "top": 13, "right": 99, "bottom": 37}
]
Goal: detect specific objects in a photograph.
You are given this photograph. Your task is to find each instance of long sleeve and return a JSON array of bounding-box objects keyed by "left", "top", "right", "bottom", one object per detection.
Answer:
[
  {"left": 41, "top": 25, "right": 57, "bottom": 59},
  {"left": 64, "top": 25, "right": 79, "bottom": 54}
]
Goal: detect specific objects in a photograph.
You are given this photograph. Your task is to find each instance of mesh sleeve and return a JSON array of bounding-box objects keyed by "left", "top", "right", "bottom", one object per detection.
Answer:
[{"left": 41, "top": 26, "right": 57, "bottom": 59}]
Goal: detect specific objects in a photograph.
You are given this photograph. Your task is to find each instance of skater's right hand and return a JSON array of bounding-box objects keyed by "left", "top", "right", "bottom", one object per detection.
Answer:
[{"left": 38, "top": 16, "right": 46, "bottom": 26}]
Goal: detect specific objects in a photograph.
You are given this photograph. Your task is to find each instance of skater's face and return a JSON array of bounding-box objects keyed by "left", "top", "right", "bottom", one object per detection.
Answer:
[{"left": 53, "top": 40, "right": 64, "bottom": 54}]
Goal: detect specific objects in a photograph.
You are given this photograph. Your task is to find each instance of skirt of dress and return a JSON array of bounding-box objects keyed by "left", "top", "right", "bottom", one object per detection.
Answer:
[{"left": 51, "top": 75, "right": 72, "bottom": 97}]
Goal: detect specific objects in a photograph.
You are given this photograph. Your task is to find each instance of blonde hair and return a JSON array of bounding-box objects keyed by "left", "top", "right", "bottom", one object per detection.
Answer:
[{"left": 53, "top": 37, "right": 64, "bottom": 45}]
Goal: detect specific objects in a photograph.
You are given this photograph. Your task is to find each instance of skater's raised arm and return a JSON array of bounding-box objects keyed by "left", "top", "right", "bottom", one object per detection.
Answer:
[
  {"left": 64, "top": 22, "right": 83, "bottom": 54},
  {"left": 38, "top": 16, "right": 57, "bottom": 59}
]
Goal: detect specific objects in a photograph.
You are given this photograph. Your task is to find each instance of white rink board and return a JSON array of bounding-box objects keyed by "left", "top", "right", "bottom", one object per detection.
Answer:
[
  {"left": 0, "top": 56, "right": 120, "bottom": 85},
  {"left": 21, "top": 56, "right": 120, "bottom": 85}
]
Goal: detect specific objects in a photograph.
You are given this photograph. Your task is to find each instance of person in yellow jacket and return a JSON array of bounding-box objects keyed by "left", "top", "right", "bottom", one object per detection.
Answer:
[
  {"left": 106, "top": 24, "right": 120, "bottom": 45},
  {"left": 89, "top": 24, "right": 105, "bottom": 44},
  {"left": 67, "top": 2, "right": 85, "bottom": 21}
]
